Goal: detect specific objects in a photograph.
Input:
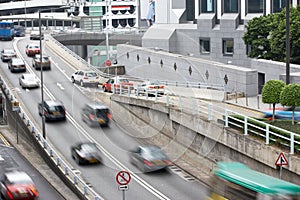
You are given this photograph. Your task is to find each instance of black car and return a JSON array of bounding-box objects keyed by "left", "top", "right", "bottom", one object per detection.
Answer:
[
  {"left": 71, "top": 142, "right": 102, "bottom": 165},
  {"left": 129, "top": 145, "right": 172, "bottom": 173},
  {"left": 38, "top": 100, "right": 66, "bottom": 122},
  {"left": 81, "top": 102, "right": 111, "bottom": 127}
]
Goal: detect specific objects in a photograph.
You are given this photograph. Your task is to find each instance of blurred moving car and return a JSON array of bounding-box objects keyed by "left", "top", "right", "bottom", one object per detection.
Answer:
[
  {"left": 32, "top": 54, "right": 51, "bottom": 70},
  {"left": 38, "top": 100, "right": 66, "bottom": 122},
  {"left": 263, "top": 107, "right": 300, "bottom": 120},
  {"left": 8, "top": 58, "right": 26, "bottom": 73},
  {"left": 71, "top": 70, "right": 99, "bottom": 87},
  {"left": 19, "top": 74, "right": 40, "bottom": 89},
  {"left": 129, "top": 145, "right": 172, "bottom": 173},
  {"left": 1, "top": 49, "right": 16, "bottom": 62},
  {"left": 0, "top": 170, "right": 39, "bottom": 200},
  {"left": 25, "top": 44, "right": 40, "bottom": 57},
  {"left": 81, "top": 102, "right": 111, "bottom": 127},
  {"left": 71, "top": 142, "right": 102, "bottom": 165},
  {"left": 102, "top": 76, "right": 134, "bottom": 93},
  {"left": 50, "top": 29, "right": 65, "bottom": 36},
  {"left": 136, "top": 81, "right": 165, "bottom": 96},
  {"left": 14, "top": 25, "right": 25, "bottom": 37},
  {"left": 30, "top": 30, "right": 43, "bottom": 40}
]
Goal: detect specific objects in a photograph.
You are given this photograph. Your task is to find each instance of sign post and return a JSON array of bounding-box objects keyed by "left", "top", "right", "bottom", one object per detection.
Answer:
[
  {"left": 11, "top": 101, "right": 20, "bottom": 144},
  {"left": 105, "top": 59, "right": 111, "bottom": 75},
  {"left": 116, "top": 171, "right": 131, "bottom": 200},
  {"left": 275, "top": 152, "right": 289, "bottom": 179}
]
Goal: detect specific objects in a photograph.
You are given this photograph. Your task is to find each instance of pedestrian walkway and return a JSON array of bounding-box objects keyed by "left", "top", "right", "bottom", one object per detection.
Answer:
[{"left": 165, "top": 85, "right": 278, "bottom": 112}]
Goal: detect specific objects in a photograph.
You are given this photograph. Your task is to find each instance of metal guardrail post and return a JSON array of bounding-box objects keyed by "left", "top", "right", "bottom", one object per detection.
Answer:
[
  {"left": 265, "top": 125, "right": 269, "bottom": 145},
  {"left": 208, "top": 104, "right": 212, "bottom": 120},
  {"left": 166, "top": 93, "right": 170, "bottom": 106},
  {"left": 192, "top": 98, "right": 196, "bottom": 115},
  {"left": 225, "top": 110, "right": 229, "bottom": 127},
  {"left": 127, "top": 86, "right": 130, "bottom": 97},
  {"left": 179, "top": 96, "right": 182, "bottom": 110},
  {"left": 291, "top": 133, "right": 294, "bottom": 154},
  {"left": 155, "top": 90, "right": 158, "bottom": 103},
  {"left": 120, "top": 85, "right": 122, "bottom": 94},
  {"left": 146, "top": 90, "right": 148, "bottom": 100},
  {"left": 244, "top": 116, "right": 248, "bottom": 135}
]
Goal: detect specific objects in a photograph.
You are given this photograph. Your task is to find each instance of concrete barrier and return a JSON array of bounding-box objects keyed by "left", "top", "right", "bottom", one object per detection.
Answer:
[{"left": 110, "top": 94, "right": 300, "bottom": 185}]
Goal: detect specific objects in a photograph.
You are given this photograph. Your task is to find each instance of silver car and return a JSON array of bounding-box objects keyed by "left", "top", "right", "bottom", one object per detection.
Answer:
[
  {"left": 19, "top": 74, "right": 40, "bottom": 89},
  {"left": 1, "top": 49, "right": 16, "bottom": 62}
]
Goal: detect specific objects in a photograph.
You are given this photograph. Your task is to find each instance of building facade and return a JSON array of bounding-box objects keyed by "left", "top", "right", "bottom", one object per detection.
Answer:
[{"left": 143, "top": 0, "right": 300, "bottom": 67}]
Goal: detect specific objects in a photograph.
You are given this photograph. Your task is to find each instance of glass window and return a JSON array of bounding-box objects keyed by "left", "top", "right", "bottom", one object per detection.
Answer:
[
  {"left": 273, "top": 0, "right": 289, "bottom": 13},
  {"left": 201, "top": 0, "right": 215, "bottom": 13},
  {"left": 224, "top": 0, "right": 238, "bottom": 13},
  {"left": 200, "top": 38, "right": 210, "bottom": 54},
  {"left": 248, "top": 0, "right": 264, "bottom": 13},
  {"left": 223, "top": 39, "right": 234, "bottom": 56}
]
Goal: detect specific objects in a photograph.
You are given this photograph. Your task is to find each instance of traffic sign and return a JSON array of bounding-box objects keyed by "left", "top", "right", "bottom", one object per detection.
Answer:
[
  {"left": 105, "top": 59, "right": 112, "bottom": 67},
  {"left": 275, "top": 152, "right": 288, "bottom": 166},
  {"left": 11, "top": 101, "right": 20, "bottom": 111},
  {"left": 116, "top": 171, "right": 131, "bottom": 185},
  {"left": 118, "top": 185, "right": 129, "bottom": 191}
]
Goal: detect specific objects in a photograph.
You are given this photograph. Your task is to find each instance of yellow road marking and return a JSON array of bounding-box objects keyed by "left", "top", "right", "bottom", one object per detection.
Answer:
[{"left": 0, "top": 132, "right": 10, "bottom": 147}]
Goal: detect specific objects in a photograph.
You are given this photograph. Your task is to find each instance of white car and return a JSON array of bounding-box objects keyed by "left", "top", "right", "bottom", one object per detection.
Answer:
[
  {"left": 136, "top": 81, "right": 165, "bottom": 96},
  {"left": 71, "top": 70, "right": 99, "bottom": 87},
  {"left": 19, "top": 74, "right": 40, "bottom": 89}
]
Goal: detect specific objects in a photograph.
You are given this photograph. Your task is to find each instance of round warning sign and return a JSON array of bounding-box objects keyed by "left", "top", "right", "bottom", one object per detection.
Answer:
[{"left": 116, "top": 171, "right": 131, "bottom": 185}]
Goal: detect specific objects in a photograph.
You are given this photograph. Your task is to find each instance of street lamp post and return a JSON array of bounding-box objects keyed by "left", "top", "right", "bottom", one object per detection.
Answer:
[
  {"left": 285, "top": 0, "right": 290, "bottom": 85},
  {"left": 38, "top": 10, "right": 46, "bottom": 139},
  {"left": 39, "top": 6, "right": 74, "bottom": 139}
]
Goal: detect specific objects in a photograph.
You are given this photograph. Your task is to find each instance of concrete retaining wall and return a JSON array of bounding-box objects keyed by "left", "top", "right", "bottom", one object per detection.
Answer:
[
  {"left": 116, "top": 44, "right": 258, "bottom": 96},
  {"left": 111, "top": 95, "right": 300, "bottom": 185}
]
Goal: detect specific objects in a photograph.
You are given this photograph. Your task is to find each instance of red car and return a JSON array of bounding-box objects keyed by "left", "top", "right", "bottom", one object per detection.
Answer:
[
  {"left": 0, "top": 170, "right": 39, "bottom": 200},
  {"left": 25, "top": 44, "right": 40, "bottom": 57},
  {"left": 102, "top": 76, "right": 134, "bottom": 93}
]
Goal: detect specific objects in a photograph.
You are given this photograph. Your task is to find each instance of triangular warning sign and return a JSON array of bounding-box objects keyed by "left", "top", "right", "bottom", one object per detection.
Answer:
[{"left": 275, "top": 152, "right": 289, "bottom": 166}]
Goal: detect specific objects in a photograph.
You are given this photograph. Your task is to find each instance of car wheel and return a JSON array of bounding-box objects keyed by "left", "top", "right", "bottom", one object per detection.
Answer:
[
  {"left": 103, "top": 86, "right": 107, "bottom": 92},
  {"left": 75, "top": 155, "right": 81, "bottom": 165},
  {"left": 80, "top": 80, "right": 84, "bottom": 87},
  {"left": 71, "top": 77, "right": 75, "bottom": 83}
]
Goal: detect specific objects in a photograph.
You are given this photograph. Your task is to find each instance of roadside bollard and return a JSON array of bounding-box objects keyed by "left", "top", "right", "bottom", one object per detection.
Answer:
[
  {"left": 64, "top": 167, "right": 68, "bottom": 175},
  {"left": 31, "top": 126, "right": 35, "bottom": 134},
  {"left": 56, "top": 157, "right": 60, "bottom": 166},
  {"left": 50, "top": 149, "right": 53, "bottom": 157}
]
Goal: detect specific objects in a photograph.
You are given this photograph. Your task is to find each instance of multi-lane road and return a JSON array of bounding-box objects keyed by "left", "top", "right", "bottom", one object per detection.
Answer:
[{"left": 0, "top": 36, "right": 210, "bottom": 199}]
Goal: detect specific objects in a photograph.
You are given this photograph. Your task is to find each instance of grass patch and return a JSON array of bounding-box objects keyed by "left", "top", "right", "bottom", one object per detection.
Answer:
[{"left": 267, "top": 120, "right": 300, "bottom": 134}]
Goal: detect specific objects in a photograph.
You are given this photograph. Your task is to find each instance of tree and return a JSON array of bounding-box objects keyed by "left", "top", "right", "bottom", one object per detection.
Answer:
[
  {"left": 243, "top": 6, "right": 300, "bottom": 64},
  {"left": 262, "top": 80, "right": 285, "bottom": 121},
  {"left": 280, "top": 84, "right": 300, "bottom": 125}
]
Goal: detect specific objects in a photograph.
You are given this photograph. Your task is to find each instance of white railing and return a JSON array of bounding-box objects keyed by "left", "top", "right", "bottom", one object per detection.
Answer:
[
  {"left": 0, "top": 76, "right": 104, "bottom": 200},
  {"left": 114, "top": 87, "right": 300, "bottom": 155}
]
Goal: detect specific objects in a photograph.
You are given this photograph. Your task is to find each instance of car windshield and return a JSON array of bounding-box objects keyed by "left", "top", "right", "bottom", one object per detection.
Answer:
[
  {"left": 81, "top": 143, "right": 98, "bottom": 153},
  {"left": 25, "top": 76, "right": 36, "bottom": 81},
  {"left": 142, "top": 147, "right": 167, "bottom": 160},
  {"left": 119, "top": 78, "right": 129, "bottom": 83},
  {"left": 4, "top": 50, "right": 15, "bottom": 54},
  {"left": 12, "top": 59, "right": 24, "bottom": 65},
  {"left": 86, "top": 72, "right": 97, "bottom": 77},
  {"left": 49, "top": 105, "right": 64, "bottom": 112},
  {"left": 149, "top": 81, "right": 161, "bottom": 85},
  {"left": 30, "top": 45, "right": 39, "bottom": 49},
  {"left": 95, "top": 109, "right": 109, "bottom": 118}
]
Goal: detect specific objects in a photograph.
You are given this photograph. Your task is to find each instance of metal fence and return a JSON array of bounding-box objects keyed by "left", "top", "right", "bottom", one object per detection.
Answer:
[{"left": 114, "top": 87, "right": 300, "bottom": 155}]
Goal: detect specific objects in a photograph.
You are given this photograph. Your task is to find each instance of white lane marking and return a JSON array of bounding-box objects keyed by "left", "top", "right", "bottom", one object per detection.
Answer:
[
  {"left": 0, "top": 155, "right": 4, "bottom": 161},
  {"left": 57, "top": 82, "right": 65, "bottom": 90}
]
